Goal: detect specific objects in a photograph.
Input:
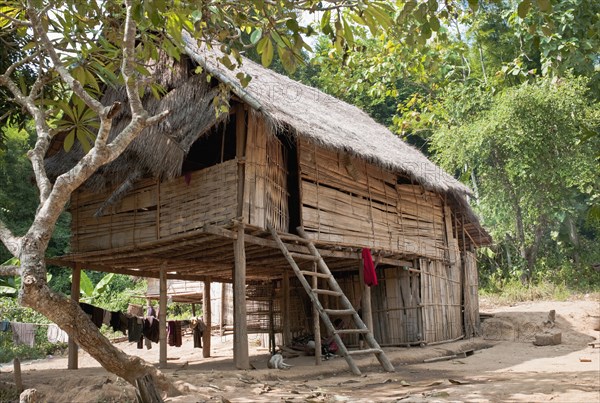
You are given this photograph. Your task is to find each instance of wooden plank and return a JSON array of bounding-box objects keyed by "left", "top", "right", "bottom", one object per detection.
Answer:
[
  {"left": 203, "top": 279, "right": 211, "bottom": 358},
  {"left": 68, "top": 264, "right": 80, "bottom": 370},
  {"left": 159, "top": 266, "right": 167, "bottom": 368},
  {"left": 233, "top": 224, "right": 250, "bottom": 369},
  {"left": 312, "top": 264, "right": 321, "bottom": 366}
]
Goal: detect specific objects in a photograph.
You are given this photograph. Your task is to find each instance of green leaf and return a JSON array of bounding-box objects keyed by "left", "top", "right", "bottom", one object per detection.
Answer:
[
  {"left": 536, "top": 0, "right": 552, "bottom": 12},
  {"left": 94, "top": 273, "right": 114, "bottom": 295},
  {"left": 261, "top": 37, "right": 273, "bottom": 67},
  {"left": 0, "top": 286, "right": 17, "bottom": 294},
  {"left": 342, "top": 17, "right": 354, "bottom": 45},
  {"left": 78, "top": 270, "right": 94, "bottom": 298},
  {"left": 517, "top": 0, "right": 531, "bottom": 19},
  {"left": 468, "top": 0, "right": 479, "bottom": 12},
  {"left": 321, "top": 10, "right": 331, "bottom": 30},
  {"left": 63, "top": 132, "right": 75, "bottom": 152},
  {"left": 250, "top": 28, "right": 262, "bottom": 45}
]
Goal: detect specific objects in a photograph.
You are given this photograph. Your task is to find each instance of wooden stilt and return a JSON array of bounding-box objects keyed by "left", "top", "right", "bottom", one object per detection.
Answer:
[
  {"left": 68, "top": 264, "right": 80, "bottom": 370},
  {"left": 282, "top": 271, "right": 291, "bottom": 346},
  {"left": 312, "top": 263, "right": 321, "bottom": 365},
  {"left": 233, "top": 223, "right": 249, "bottom": 369},
  {"left": 191, "top": 303, "right": 196, "bottom": 317},
  {"left": 203, "top": 279, "right": 211, "bottom": 358},
  {"left": 159, "top": 267, "right": 167, "bottom": 368},
  {"left": 220, "top": 284, "right": 226, "bottom": 336},
  {"left": 13, "top": 357, "right": 23, "bottom": 393}
]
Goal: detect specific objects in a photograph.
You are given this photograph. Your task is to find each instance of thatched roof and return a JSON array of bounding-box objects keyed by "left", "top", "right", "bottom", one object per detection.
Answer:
[
  {"left": 182, "top": 33, "right": 471, "bottom": 198},
  {"left": 45, "top": 34, "right": 489, "bottom": 243}
]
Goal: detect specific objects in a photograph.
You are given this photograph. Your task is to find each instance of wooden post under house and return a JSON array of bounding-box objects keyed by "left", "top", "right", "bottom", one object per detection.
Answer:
[{"left": 68, "top": 264, "right": 81, "bottom": 370}]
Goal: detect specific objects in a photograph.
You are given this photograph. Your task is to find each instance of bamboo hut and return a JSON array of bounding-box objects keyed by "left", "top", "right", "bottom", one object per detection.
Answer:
[{"left": 46, "top": 33, "right": 491, "bottom": 373}]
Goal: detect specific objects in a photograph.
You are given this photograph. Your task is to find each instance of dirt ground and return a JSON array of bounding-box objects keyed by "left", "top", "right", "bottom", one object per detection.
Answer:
[{"left": 1, "top": 297, "right": 599, "bottom": 402}]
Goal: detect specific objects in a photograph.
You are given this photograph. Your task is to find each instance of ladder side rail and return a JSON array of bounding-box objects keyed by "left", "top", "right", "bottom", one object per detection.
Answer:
[
  {"left": 269, "top": 226, "right": 361, "bottom": 375},
  {"left": 297, "top": 227, "right": 395, "bottom": 373}
]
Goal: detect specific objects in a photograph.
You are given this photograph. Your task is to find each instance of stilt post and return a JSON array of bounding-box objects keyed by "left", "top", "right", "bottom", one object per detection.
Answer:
[
  {"left": 203, "top": 278, "right": 211, "bottom": 358},
  {"left": 159, "top": 266, "right": 167, "bottom": 368},
  {"left": 68, "top": 264, "right": 80, "bottom": 369},
  {"left": 233, "top": 223, "right": 249, "bottom": 369}
]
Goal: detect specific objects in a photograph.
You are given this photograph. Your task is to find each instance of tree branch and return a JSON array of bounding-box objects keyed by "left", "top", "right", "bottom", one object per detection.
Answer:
[
  {"left": 0, "top": 220, "right": 21, "bottom": 257},
  {"left": 3, "top": 49, "right": 41, "bottom": 79},
  {"left": 0, "top": 67, "right": 54, "bottom": 203},
  {"left": 26, "top": 0, "right": 104, "bottom": 114},
  {"left": 0, "top": 11, "right": 32, "bottom": 26},
  {"left": 122, "top": 0, "right": 145, "bottom": 117},
  {"left": 0, "top": 265, "right": 21, "bottom": 276}
]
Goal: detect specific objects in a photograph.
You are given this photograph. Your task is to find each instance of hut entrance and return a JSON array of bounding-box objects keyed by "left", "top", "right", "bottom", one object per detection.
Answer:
[
  {"left": 372, "top": 266, "right": 423, "bottom": 346},
  {"left": 182, "top": 117, "right": 237, "bottom": 172},
  {"left": 277, "top": 133, "right": 301, "bottom": 234}
]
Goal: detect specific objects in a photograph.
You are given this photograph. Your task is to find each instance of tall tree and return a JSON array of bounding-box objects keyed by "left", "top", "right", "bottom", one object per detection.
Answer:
[{"left": 431, "top": 76, "right": 600, "bottom": 278}]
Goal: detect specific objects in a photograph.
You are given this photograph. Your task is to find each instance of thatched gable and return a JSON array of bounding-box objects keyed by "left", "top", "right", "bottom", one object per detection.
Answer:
[{"left": 45, "top": 55, "right": 228, "bottom": 199}]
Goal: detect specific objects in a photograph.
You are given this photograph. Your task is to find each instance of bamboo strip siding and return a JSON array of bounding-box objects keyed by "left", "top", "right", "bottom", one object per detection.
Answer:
[
  {"left": 462, "top": 251, "right": 480, "bottom": 337},
  {"left": 244, "top": 115, "right": 289, "bottom": 232},
  {"left": 298, "top": 139, "right": 446, "bottom": 259},
  {"left": 71, "top": 160, "right": 238, "bottom": 252},
  {"left": 420, "top": 259, "right": 463, "bottom": 343}
]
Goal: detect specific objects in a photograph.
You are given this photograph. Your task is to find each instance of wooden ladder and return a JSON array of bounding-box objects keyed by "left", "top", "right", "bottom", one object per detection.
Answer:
[{"left": 269, "top": 226, "right": 395, "bottom": 375}]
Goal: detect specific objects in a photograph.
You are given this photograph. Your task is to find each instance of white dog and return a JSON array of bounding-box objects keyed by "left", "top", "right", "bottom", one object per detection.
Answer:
[{"left": 267, "top": 353, "right": 292, "bottom": 369}]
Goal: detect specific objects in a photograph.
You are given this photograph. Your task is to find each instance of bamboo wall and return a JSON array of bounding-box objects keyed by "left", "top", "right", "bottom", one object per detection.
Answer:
[
  {"left": 71, "top": 160, "right": 238, "bottom": 252},
  {"left": 243, "top": 114, "right": 289, "bottom": 232},
  {"left": 298, "top": 139, "right": 446, "bottom": 260},
  {"left": 462, "top": 251, "right": 480, "bottom": 337},
  {"left": 420, "top": 259, "right": 463, "bottom": 342}
]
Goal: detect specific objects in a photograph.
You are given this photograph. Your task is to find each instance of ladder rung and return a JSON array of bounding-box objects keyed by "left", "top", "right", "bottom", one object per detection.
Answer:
[
  {"left": 347, "top": 348, "right": 383, "bottom": 355},
  {"left": 311, "top": 289, "right": 342, "bottom": 296},
  {"left": 335, "top": 328, "right": 370, "bottom": 335},
  {"left": 290, "top": 252, "right": 319, "bottom": 261},
  {"left": 324, "top": 309, "right": 355, "bottom": 316},
  {"left": 300, "top": 270, "right": 331, "bottom": 279}
]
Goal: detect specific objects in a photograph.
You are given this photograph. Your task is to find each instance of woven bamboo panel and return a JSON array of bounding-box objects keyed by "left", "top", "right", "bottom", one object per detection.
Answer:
[
  {"left": 70, "top": 161, "right": 238, "bottom": 252},
  {"left": 71, "top": 178, "right": 159, "bottom": 252},
  {"left": 462, "top": 251, "right": 480, "bottom": 337},
  {"left": 298, "top": 139, "right": 445, "bottom": 259},
  {"left": 420, "top": 259, "right": 462, "bottom": 343},
  {"left": 265, "top": 136, "right": 289, "bottom": 232},
  {"left": 244, "top": 113, "right": 268, "bottom": 227},
  {"left": 159, "top": 160, "right": 238, "bottom": 237},
  {"left": 244, "top": 115, "right": 289, "bottom": 232}
]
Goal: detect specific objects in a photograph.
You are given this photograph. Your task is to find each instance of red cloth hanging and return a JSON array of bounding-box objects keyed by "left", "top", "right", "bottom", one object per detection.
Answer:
[{"left": 362, "top": 248, "right": 378, "bottom": 287}]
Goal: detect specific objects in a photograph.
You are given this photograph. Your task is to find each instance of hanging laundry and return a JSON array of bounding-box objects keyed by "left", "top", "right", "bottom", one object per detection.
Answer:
[
  {"left": 128, "top": 317, "right": 143, "bottom": 343},
  {"left": 80, "top": 302, "right": 94, "bottom": 316},
  {"left": 0, "top": 320, "right": 10, "bottom": 332},
  {"left": 102, "top": 310, "right": 111, "bottom": 326},
  {"left": 362, "top": 248, "right": 378, "bottom": 287},
  {"left": 143, "top": 317, "right": 160, "bottom": 343},
  {"left": 47, "top": 324, "right": 69, "bottom": 344},
  {"left": 110, "top": 311, "right": 128, "bottom": 334},
  {"left": 167, "top": 321, "right": 182, "bottom": 347},
  {"left": 191, "top": 318, "right": 205, "bottom": 348},
  {"left": 11, "top": 322, "right": 37, "bottom": 347},
  {"left": 146, "top": 305, "right": 156, "bottom": 318}
]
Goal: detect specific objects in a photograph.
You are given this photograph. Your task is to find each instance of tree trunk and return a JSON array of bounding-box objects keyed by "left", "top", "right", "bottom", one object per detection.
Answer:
[
  {"left": 18, "top": 241, "right": 174, "bottom": 400},
  {"left": 524, "top": 219, "right": 546, "bottom": 278},
  {"left": 566, "top": 216, "right": 580, "bottom": 265}
]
